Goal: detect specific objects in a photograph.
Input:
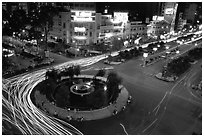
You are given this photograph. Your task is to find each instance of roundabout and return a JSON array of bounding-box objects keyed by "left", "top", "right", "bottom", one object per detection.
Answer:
[{"left": 33, "top": 74, "right": 131, "bottom": 121}]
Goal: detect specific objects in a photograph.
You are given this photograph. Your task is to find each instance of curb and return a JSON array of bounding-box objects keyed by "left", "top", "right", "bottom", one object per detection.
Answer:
[{"left": 34, "top": 75, "right": 130, "bottom": 121}]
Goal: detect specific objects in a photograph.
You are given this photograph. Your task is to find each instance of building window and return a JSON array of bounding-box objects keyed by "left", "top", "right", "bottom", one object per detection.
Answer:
[
  {"left": 97, "top": 25, "right": 100, "bottom": 29},
  {"left": 63, "top": 22, "right": 66, "bottom": 28},
  {"left": 59, "top": 15, "right": 61, "bottom": 18},
  {"left": 90, "top": 32, "right": 92, "bottom": 37},
  {"left": 63, "top": 31, "right": 66, "bottom": 36}
]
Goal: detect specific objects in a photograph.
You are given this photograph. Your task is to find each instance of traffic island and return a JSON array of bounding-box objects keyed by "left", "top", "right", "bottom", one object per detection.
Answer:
[
  {"left": 32, "top": 75, "right": 131, "bottom": 121},
  {"left": 155, "top": 73, "right": 178, "bottom": 82}
]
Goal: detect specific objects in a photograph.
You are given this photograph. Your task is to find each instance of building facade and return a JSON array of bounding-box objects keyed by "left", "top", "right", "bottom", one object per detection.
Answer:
[
  {"left": 48, "top": 2, "right": 97, "bottom": 46},
  {"left": 49, "top": 8, "right": 131, "bottom": 46},
  {"left": 147, "top": 20, "right": 170, "bottom": 38},
  {"left": 125, "top": 21, "right": 147, "bottom": 37}
]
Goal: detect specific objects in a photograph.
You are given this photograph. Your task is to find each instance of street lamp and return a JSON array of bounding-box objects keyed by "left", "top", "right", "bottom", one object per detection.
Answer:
[
  {"left": 143, "top": 53, "right": 148, "bottom": 67},
  {"left": 153, "top": 47, "right": 157, "bottom": 52},
  {"left": 176, "top": 50, "right": 180, "bottom": 54}
]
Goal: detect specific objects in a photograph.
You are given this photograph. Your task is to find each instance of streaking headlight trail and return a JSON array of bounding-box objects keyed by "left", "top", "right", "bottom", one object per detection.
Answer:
[{"left": 2, "top": 54, "right": 110, "bottom": 135}]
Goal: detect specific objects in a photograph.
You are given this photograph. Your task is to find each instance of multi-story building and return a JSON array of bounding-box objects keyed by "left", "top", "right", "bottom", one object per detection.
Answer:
[
  {"left": 49, "top": 12, "right": 71, "bottom": 43},
  {"left": 125, "top": 21, "right": 147, "bottom": 38},
  {"left": 96, "top": 14, "right": 114, "bottom": 43},
  {"left": 153, "top": 2, "right": 178, "bottom": 33},
  {"left": 2, "top": 2, "right": 29, "bottom": 13},
  {"left": 48, "top": 2, "right": 97, "bottom": 46},
  {"left": 175, "top": 2, "right": 201, "bottom": 31},
  {"left": 147, "top": 19, "right": 170, "bottom": 38},
  {"left": 49, "top": 7, "right": 130, "bottom": 46},
  {"left": 176, "top": 13, "right": 187, "bottom": 31},
  {"left": 183, "top": 3, "right": 197, "bottom": 25}
]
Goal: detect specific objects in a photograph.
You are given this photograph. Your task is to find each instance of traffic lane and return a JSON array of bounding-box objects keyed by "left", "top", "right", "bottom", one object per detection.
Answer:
[
  {"left": 78, "top": 58, "right": 172, "bottom": 134},
  {"left": 147, "top": 38, "right": 201, "bottom": 60},
  {"left": 183, "top": 60, "right": 202, "bottom": 101},
  {"left": 150, "top": 61, "right": 202, "bottom": 134},
  {"left": 151, "top": 82, "right": 202, "bottom": 135}
]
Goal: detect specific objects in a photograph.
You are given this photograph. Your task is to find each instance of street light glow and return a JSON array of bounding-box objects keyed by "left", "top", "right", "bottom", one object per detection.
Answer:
[
  {"left": 143, "top": 53, "right": 148, "bottom": 58},
  {"left": 153, "top": 47, "right": 157, "bottom": 51},
  {"left": 166, "top": 46, "right": 169, "bottom": 50}
]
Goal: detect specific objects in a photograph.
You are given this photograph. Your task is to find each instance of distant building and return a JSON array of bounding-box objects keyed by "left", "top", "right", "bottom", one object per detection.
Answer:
[
  {"left": 153, "top": 2, "right": 178, "bottom": 33},
  {"left": 147, "top": 20, "right": 170, "bottom": 38},
  {"left": 175, "top": 2, "right": 201, "bottom": 31},
  {"left": 49, "top": 7, "right": 130, "bottom": 46},
  {"left": 48, "top": 2, "right": 97, "bottom": 46},
  {"left": 183, "top": 3, "right": 198, "bottom": 25},
  {"left": 176, "top": 13, "right": 187, "bottom": 31},
  {"left": 125, "top": 21, "right": 147, "bottom": 38}
]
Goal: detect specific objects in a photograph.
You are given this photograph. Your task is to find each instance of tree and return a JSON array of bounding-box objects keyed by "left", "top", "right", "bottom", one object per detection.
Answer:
[
  {"left": 64, "top": 66, "right": 74, "bottom": 79},
  {"left": 106, "top": 72, "right": 122, "bottom": 101},
  {"left": 73, "top": 65, "right": 81, "bottom": 76},
  {"left": 33, "top": 5, "right": 59, "bottom": 48},
  {"left": 45, "top": 69, "right": 58, "bottom": 82},
  {"left": 54, "top": 84, "right": 70, "bottom": 108}
]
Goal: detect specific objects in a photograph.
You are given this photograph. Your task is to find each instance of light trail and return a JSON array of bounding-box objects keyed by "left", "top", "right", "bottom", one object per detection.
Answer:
[
  {"left": 142, "top": 118, "right": 158, "bottom": 133},
  {"left": 3, "top": 32, "right": 201, "bottom": 135},
  {"left": 120, "top": 123, "right": 129, "bottom": 135},
  {"left": 2, "top": 54, "right": 111, "bottom": 135}
]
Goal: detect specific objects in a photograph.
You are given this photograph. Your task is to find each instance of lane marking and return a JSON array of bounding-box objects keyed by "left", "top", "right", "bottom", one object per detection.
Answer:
[
  {"left": 120, "top": 123, "right": 128, "bottom": 135},
  {"left": 142, "top": 118, "right": 158, "bottom": 133}
]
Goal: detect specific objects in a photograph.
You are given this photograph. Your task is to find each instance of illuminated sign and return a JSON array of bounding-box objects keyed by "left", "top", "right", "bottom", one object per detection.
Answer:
[
  {"left": 74, "top": 27, "right": 86, "bottom": 32},
  {"left": 165, "top": 8, "right": 174, "bottom": 15},
  {"left": 73, "top": 17, "right": 93, "bottom": 22},
  {"left": 152, "top": 16, "right": 157, "bottom": 21},
  {"left": 71, "top": 10, "right": 95, "bottom": 22},
  {"left": 113, "top": 12, "right": 128, "bottom": 23},
  {"left": 153, "top": 16, "right": 164, "bottom": 21},
  {"left": 157, "top": 16, "right": 164, "bottom": 21},
  {"left": 73, "top": 36, "right": 87, "bottom": 40},
  {"left": 71, "top": 10, "right": 95, "bottom": 17},
  {"left": 75, "top": 11, "right": 92, "bottom": 17}
]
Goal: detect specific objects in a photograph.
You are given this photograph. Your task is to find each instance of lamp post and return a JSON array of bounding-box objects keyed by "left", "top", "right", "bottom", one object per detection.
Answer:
[
  {"left": 165, "top": 46, "right": 170, "bottom": 65},
  {"left": 153, "top": 47, "right": 157, "bottom": 52},
  {"left": 143, "top": 53, "right": 148, "bottom": 67}
]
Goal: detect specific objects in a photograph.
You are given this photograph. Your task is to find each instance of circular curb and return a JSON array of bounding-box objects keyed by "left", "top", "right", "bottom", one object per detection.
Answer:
[{"left": 34, "top": 75, "right": 130, "bottom": 121}]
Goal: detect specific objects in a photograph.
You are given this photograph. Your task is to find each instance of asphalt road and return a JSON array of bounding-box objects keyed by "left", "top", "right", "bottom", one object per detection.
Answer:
[
  {"left": 2, "top": 35, "right": 202, "bottom": 135},
  {"left": 73, "top": 40, "right": 202, "bottom": 135}
]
